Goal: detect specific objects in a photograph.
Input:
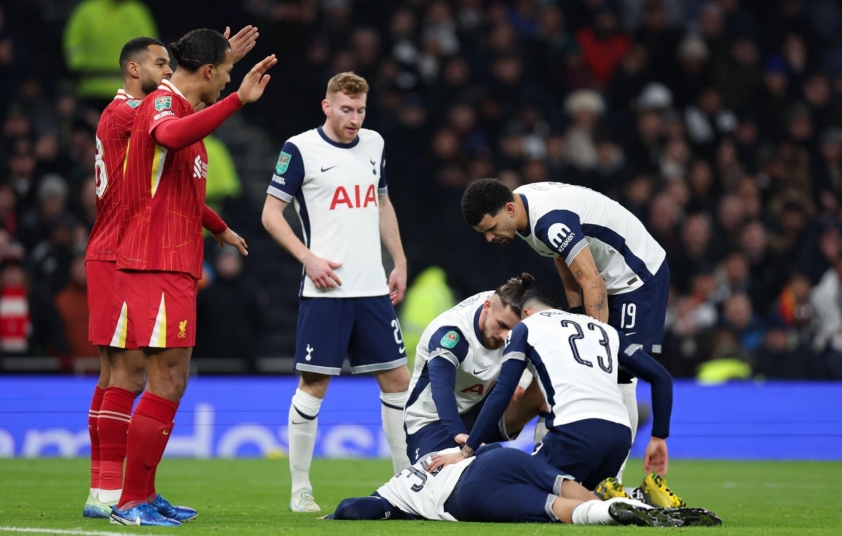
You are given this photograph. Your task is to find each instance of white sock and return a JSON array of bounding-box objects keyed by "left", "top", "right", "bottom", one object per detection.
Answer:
[
  {"left": 289, "top": 388, "right": 322, "bottom": 495},
  {"left": 533, "top": 417, "right": 548, "bottom": 445},
  {"left": 97, "top": 488, "right": 121, "bottom": 503},
  {"left": 90, "top": 487, "right": 98, "bottom": 497},
  {"left": 571, "top": 500, "right": 617, "bottom": 525},
  {"left": 617, "top": 380, "right": 639, "bottom": 482},
  {"left": 380, "top": 390, "right": 409, "bottom": 473}
]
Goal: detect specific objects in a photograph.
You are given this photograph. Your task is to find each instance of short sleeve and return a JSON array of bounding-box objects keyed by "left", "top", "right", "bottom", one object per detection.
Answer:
[
  {"left": 427, "top": 326, "right": 469, "bottom": 367},
  {"left": 148, "top": 94, "right": 185, "bottom": 134},
  {"left": 534, "top": 209, "right": 587, "bottom": 265},
  {"left": 378, "top": 146, "right": 387, "bottom": 194},
  {"left": 502, "top": 323, "right": 530, "bottom": 362},
  {"left": 267, "top": 141, "right": 305, "bottom": 203}
]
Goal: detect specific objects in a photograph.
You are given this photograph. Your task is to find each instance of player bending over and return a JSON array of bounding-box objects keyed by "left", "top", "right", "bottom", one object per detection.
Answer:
[
  {"left": 429, "top": 287, "right": 677, "bottom": 507},
  {"left": 325, "top": 446, "right": 721, "bottom": 527},
  {"left": 404, "top": 273, "right": 547, "bottom": 463}
]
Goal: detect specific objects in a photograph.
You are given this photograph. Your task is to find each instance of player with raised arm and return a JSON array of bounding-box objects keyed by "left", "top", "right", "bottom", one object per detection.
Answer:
[
  {"left": 261, "top": 72, "right": 410, "bottom": 513},
  {"left": 461, "top": 179, "right": 674, "bottom": 491},
  {"left": 405, "top": 274, "right": 547, "bottom": 463},
  {"left": 107, "top": 29, "right": 275, "bottom": 527},
  {"left": 428, "top": 287, "right": 674, "bottom": 504},
  {"left": 83, "top": 30, "right": 257, "bottom": 520},
  {"left": 325, "top": 446, "right": 721, "bottom": 526}
]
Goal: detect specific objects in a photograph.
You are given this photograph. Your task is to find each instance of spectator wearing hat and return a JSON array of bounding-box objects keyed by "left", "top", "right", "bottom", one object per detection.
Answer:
[
  {"left": 0, "top": 243, "right": 70, "bottom": 362},
  {"left": 17, "top": 173, "right": 69, "bottom": 253},
  {"left": 563, "top": 89, "right": 605, "bottom": 171}
]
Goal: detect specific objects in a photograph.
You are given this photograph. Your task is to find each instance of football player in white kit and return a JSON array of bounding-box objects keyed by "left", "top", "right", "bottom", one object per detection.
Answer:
[
  {"left": 404, "top": 274, "right": 547, "bottom": 463},
  {"left": 428, "top": 287, "right": 673, "bottom": 498},
  {"left": 461, "top": 179, "right": 671, "bottom": 482},
  {"left": 324, "top": 445, "right": 721, "bottom": 526},
  {"left": 262, "top": 72, "right": 410, "bottom": 513}
]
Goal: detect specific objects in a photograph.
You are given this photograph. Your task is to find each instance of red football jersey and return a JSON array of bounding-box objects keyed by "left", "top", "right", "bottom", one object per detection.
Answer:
[
  {"left": 117, "top": 80, "right": 208, "bottom": 279},
  {"left": 86, "top": 89, "right": 142, "bottom": 262}
]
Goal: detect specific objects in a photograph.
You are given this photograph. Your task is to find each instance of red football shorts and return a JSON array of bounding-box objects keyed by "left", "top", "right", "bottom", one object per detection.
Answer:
[
  {"left": 110, "top": 269, "right": 198, "bottom": 349},
  {"left": 86, "top": 260, "right": 128, "bottom": 347}
]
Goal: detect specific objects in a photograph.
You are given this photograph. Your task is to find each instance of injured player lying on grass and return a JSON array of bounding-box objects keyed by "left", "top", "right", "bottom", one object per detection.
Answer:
[{"left": 323, "top": 445, "right": 721, "bottom": 527}]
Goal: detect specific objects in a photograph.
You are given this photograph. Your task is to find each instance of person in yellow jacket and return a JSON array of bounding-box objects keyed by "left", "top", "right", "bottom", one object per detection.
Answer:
[
  {"left": 63, "top": 0, "right": 158, "bottom": 105},
  {"left": 399, "top": 267, "right": 456, "bottom": 369}
]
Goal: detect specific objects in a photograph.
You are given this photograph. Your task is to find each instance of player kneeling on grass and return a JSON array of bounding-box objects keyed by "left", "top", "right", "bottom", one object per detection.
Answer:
[
  {"left": 404, "top": 273, "right": 548, "bottom": 464},
  {"left": 324, "top": 445, "right": 721, "bottom": 527},
  {"left": 428, "top": 286, "right": 687, "bottom": 508}
]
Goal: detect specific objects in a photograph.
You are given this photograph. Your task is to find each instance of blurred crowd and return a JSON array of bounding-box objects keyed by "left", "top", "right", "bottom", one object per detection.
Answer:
[{"left": 2, "top": 0, "right": 842, "bottom": 379}]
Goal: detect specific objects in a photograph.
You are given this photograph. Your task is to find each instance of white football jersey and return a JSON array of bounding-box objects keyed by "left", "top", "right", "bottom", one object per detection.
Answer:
[
  {"left": 504, "top": 309, "right": 630, "bottom": 429},
  {"left": 404, "top": 292, "right": 502, "bottom": 435},
  {"left": 376, "top": 447, "right": 474, "bottom": 521},
  {"left": 514, "top": 182, "right": 665, "bottom": 295},
  {"left": 267, "top": 126, "right": 389, "bottom": 298}
]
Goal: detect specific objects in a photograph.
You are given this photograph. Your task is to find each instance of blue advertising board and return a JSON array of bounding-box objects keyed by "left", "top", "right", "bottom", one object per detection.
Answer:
[{"left": 0, "top": 377, "right": 839, "bottom": 460}]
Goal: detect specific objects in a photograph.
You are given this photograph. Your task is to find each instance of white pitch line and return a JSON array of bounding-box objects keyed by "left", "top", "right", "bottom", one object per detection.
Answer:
[{"left": 0, "top": 527, "right": 174, "bottom": 536}]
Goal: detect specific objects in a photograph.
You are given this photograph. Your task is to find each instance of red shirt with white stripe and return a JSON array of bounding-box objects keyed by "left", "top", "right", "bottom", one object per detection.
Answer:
[
  {"left": 86, "top": 89, "right": 141, "bottom": 262},
  {"left": 117, "top": 80, "right": 209, "bottom": 279}
]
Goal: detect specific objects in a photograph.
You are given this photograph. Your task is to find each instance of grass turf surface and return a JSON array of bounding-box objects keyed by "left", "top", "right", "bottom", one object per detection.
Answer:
[{"left": 1, "top": 458, "right": 841, "bottom": 535}]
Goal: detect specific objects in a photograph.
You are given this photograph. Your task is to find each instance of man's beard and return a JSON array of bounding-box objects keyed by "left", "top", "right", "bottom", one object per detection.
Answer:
[{"left": 141, "top": 76, "right": 160, "bottom": 95}]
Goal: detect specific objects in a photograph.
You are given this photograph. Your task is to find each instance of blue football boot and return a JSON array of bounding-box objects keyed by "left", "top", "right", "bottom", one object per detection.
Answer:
[
  {"left": 150, "top": 494, "right": 198, "bottom": 522},
  {"left": 110, "top": 503, "right": 181, "bottom": 526}
]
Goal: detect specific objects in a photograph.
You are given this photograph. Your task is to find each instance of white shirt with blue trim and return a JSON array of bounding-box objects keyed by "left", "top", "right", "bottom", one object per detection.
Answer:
[
  {"left": 504, "top": 309, "right": 630, "bottom": 429},
  {"left": 267, "top": 126, "right": 389, "bottom": 298},
  {"left": 404, "top": 292, "right": 502, "bottom": 435},
  {"left": 514, "top": 182, "right": 665, "bottom": 295}
]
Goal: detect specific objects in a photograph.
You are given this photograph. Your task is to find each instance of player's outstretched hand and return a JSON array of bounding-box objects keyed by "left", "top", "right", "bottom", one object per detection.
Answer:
[
  {"left": 224, "top": 25, "right": 259, "bottom": 64},
  {"left": 304, "top": 254, "right": 342, "bottom": 290},
  {"left": 643, "top": 437, "right": 669, "bottom": 477},
  {"left": 427, "top": 450, "right": 469, "bottom": 473},
  {"left": 388, "top": 265, "right": 407, "bottom": 305},
  {"left": 213, "top": 227, "right": 248, "bottom": 256},
  {"left": 237, "top": 55, "right": 277, "bottom": 104}
]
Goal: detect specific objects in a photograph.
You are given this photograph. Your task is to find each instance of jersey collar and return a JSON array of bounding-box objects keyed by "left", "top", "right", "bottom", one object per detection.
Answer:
[
  {"left": 114, "top": 89, "right": 134, "bottom": 100},
  {"left": 159, "top": 79, "right": 186, "bottom": 100},
  {"left": 317, "top": 125, "right": 360, "bottom": 149},
  {"left": 516, "top": 193, "right": 531, "bottom": 237},
  {"left": 473, "top": 304, "right": 488, "bottom": 349}
]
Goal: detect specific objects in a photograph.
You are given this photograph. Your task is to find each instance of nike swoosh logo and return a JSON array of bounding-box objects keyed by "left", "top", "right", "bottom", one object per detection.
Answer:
[
  {"left": 291, "top": 420, "right": 309, "bottom": 425},
  {"left": 626, "top": 332, "right": 636, "bottom": 336},
  {"left": 321, "top": 165, "right": 337, "bottom": 172},
  {"left": 399, "top": 346, "right": 405, "bottom": 354},
  {"left": 473, "top": 368, "right": 488, "bottom": 375}
]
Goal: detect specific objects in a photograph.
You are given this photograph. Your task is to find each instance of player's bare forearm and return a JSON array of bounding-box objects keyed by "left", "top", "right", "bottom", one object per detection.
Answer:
[
  {"left": 379, "top": 195, "right": 406, "bottom": 269},
  {"left": 261, "top": 195, "right": 311, "bottom": 264},
  {"left": 569, "top": 247, "right": 608, "bottom": 322},
  {"left": 554, "top": 257, "right": 583, "bottom": 309}
]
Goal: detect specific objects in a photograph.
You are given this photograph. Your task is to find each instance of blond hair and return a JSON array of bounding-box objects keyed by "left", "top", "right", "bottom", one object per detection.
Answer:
[{"left": 326, "top": 72, "right": 369, "bottom": 97}]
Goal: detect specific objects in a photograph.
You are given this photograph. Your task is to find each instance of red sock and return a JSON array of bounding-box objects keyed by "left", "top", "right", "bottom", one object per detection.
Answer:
[
  {"left": 145, "top": 420, "right": 173, "bottom": 501},
  {"left": 88, "top": 386, "right": 105, "bottom": 490},
  {"left": 119, "top": 392, "right": 178, "bottom": 509},
  {"left": 98, "top": 387, "right": 138, "bottom": 493}
]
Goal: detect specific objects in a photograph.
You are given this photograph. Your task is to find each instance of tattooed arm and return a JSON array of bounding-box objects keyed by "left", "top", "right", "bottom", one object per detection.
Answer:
[{"left": 567, "top": 246, "right": 608, "bottom": 323}]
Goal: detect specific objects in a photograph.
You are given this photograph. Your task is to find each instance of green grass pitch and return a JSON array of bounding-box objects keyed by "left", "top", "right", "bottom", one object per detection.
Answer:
[{"left": 1, "top": 458, "right": 841, "bottom": 535}]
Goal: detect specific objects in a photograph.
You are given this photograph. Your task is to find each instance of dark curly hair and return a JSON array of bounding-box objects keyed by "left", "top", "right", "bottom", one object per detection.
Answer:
[
  {"left": 521, "top": 286, "right": 563, "bottom": 311},
  {"left": 461, "top": 178, "right": 515, "bottom": 226},
  {"left": 119, "top": 37, "right": 166, "bottom": 71},
  {"left": 494, "top": 273, "right": 535, "bottom": 316},
  {"left": 169, "top": 29, "right": 230, "bottom": 73}
]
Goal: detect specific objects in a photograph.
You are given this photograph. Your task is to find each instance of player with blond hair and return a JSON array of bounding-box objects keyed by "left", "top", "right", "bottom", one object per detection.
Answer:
[{"left": 262, "top": 72, "right": 410, "bottom": 512}]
